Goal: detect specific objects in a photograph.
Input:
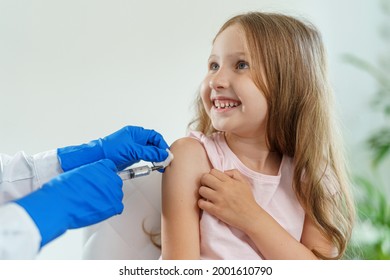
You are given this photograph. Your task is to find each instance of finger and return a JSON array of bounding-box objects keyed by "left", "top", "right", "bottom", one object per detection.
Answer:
[
  {"left": 153, "top": 149, "right": 174, "bottom": 173},
  {"left": 145, "top": 129, "right": 170, "bottom": 150},
  {"left": 109, "top": 186, "right": 124, "bottom": 214},
  {"left": 209, "top": 168, "right": 232, "bottom": 182},
  {"left": 131, "top": 144, "right": 169, "bottom": 163},
  {"left": 111, "top": 200, "right": 124, "bottom": 215},
  {"left": 200, "top": 172, "right": 223, "bottom": 190},
  {"left": 122, "top": 125, "right": 146, "bottom": 144},
  {"left": 224, "top": 169, "right": 246, "bottom": 182},
  {"left": 123, "top": 126, "right": 168, "bottom": 149},
  {"left": 91, "top": 160, "right": 124, "bottom": 202},
  {"left": 96, "top": 158, "right": 118, "bottom": 172},
  {"left": 198, "top": 185, "right": 218, "bottom": 202},
  {"left": 198, "top": 198, "right": 217, "bottom": 215}
]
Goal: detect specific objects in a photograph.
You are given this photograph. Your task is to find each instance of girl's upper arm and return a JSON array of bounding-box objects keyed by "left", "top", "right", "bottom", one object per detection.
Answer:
[{"left": 161, "top": 137, "right": 211, "bottom": 259}]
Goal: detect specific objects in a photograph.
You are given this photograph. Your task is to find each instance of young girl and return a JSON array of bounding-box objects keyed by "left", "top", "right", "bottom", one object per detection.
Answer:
[{"left": 161, "top": 12, "right": 355, "bottom": 260}]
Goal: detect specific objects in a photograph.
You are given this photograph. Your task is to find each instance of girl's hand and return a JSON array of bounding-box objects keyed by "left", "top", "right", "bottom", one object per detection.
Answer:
[{"left": 198, "top": 169, "right": 262, "bottom": 232}]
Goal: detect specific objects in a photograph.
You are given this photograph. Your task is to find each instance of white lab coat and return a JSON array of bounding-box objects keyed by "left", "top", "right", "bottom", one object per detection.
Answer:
[{"left": 0, "top": 150, "right": 62, "bottom": 259}]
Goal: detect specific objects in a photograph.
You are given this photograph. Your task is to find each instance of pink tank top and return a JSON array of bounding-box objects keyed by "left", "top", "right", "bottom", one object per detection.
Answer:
[{"left": 189, "top": 131, "right": 305, "bottom": 260}]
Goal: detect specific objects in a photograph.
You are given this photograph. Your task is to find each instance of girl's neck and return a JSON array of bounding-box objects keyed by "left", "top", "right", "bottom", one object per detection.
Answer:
[{"left": 224, "top": 132, "right": 282, "bottom": 175}]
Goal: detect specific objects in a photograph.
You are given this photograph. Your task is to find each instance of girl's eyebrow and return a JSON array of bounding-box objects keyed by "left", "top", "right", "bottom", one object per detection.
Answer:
[{"left": 208, "top": 52, "right": 248, "bottom": 61}]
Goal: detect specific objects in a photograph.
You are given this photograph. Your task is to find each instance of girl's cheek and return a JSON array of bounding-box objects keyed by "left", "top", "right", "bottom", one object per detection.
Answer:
[
  {"left": 200, "top": 80, "right": 211, "bottom": 103},
  {"left": 201, "top": 95, "right": 211, "bottom": 112}
]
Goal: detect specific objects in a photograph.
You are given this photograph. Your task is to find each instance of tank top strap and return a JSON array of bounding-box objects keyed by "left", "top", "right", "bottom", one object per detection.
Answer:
[{"left": 187, "top": 131, "right": 224, "bottom": 170}]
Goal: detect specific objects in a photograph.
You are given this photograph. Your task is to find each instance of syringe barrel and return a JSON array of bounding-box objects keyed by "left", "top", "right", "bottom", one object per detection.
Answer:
[
  {"left": 118, "top": 165, "right": 151, "bottom": 180},
  {"left": 130, "top": 165, "right": 151, "bottom": 178}
]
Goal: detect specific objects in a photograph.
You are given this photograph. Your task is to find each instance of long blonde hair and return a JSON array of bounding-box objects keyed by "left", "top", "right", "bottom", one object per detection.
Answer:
[{"left": 190, "top": 12, "right": 355, "bottom": 259}]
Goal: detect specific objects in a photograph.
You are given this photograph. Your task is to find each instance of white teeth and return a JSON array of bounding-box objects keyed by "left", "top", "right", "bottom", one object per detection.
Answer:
[{"left": 213, "top": 100, "right": 240, "bottom": 109}]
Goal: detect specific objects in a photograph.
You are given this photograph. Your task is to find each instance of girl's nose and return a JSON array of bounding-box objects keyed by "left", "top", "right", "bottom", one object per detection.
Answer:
[{"left": 209, "top": 71, "right": 230, "bottom": 90}]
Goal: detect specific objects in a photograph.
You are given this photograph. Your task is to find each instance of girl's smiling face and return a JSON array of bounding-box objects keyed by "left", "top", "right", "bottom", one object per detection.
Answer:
[{"left": 200, "top": 24, "right": 268, "bottom": 139}]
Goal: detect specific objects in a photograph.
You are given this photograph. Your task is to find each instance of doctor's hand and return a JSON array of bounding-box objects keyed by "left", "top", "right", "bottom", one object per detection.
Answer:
[
  {"left": 58, "top": 125, "right": 170, "bottom": 171},
  {"left": 199, "top": 169, "right": 262, "bottom": 233},
  {"left": 14, "top": 159, "right": 123, "bottom": 247}
]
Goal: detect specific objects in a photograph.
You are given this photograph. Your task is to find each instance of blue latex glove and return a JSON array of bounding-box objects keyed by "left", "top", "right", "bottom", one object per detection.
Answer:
[
  {"left": 14, "top": 159, "right": 123, "bottom": 247},
  {"left": 57, "top": 126, "right": 169, "bottom": 171}
]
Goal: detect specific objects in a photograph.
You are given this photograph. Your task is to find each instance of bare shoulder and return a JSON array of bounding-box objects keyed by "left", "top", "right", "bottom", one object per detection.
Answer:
[
  {"left": 168, "top": 137, "right": 211, "bottom": 171},
  {"left": 163, "top": 137, "right": 211, "bottom": 192},
  {"left": 170, "top": 137, "right": 207, "bottom": 155}
]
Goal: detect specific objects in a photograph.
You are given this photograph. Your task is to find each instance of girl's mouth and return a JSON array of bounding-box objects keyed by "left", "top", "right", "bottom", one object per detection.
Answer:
[{"left": 212, "top": 98, "right": 242, "bottom": 110}]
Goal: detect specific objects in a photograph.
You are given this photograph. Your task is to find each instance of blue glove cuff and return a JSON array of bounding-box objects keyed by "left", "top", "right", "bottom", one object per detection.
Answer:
[
  {"left": 14, "top": 159, "right": 123, "bottom": 248},
  {"left": 57, "top": 139, "right": 105, "bottom": 171},
  {"left": 14, "top": 186, "right": 68, "bottom": 247}
]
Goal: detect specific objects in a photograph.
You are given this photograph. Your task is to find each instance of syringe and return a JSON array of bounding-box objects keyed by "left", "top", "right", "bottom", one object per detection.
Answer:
[{"left": 118, "top": 165, "right": 163, "bottom": 181}]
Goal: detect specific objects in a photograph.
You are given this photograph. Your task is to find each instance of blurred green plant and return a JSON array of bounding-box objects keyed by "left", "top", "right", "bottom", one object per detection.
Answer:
[{"left": 343, "top": 0, "right": 390, "bottom": 259}]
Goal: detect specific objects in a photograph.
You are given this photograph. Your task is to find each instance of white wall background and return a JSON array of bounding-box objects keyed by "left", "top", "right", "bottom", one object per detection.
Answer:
[{"left": 0, "top": 0, "right": 385, "bottom": 259}]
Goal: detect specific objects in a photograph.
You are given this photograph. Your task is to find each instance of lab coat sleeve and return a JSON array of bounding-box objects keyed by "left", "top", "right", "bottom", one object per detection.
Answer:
[
  {"left": 0, "top": 203, "right": 41, "bottom": 259},
  {"left": 0, "top": 150, "right": 63, "bottom": 204}
]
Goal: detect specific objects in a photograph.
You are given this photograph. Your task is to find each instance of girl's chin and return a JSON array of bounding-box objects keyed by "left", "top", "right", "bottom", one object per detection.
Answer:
[{"left": 211, "top": 122, "right": 233, "bottom": 132}]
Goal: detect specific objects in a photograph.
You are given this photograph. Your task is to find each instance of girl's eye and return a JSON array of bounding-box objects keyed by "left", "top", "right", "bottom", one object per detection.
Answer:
[
  {"left": 237, "top": 61, "right": 249, "bottom": 70},
  {"left": 209, "top": 62, "right": 219, "bottom": 71}
]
